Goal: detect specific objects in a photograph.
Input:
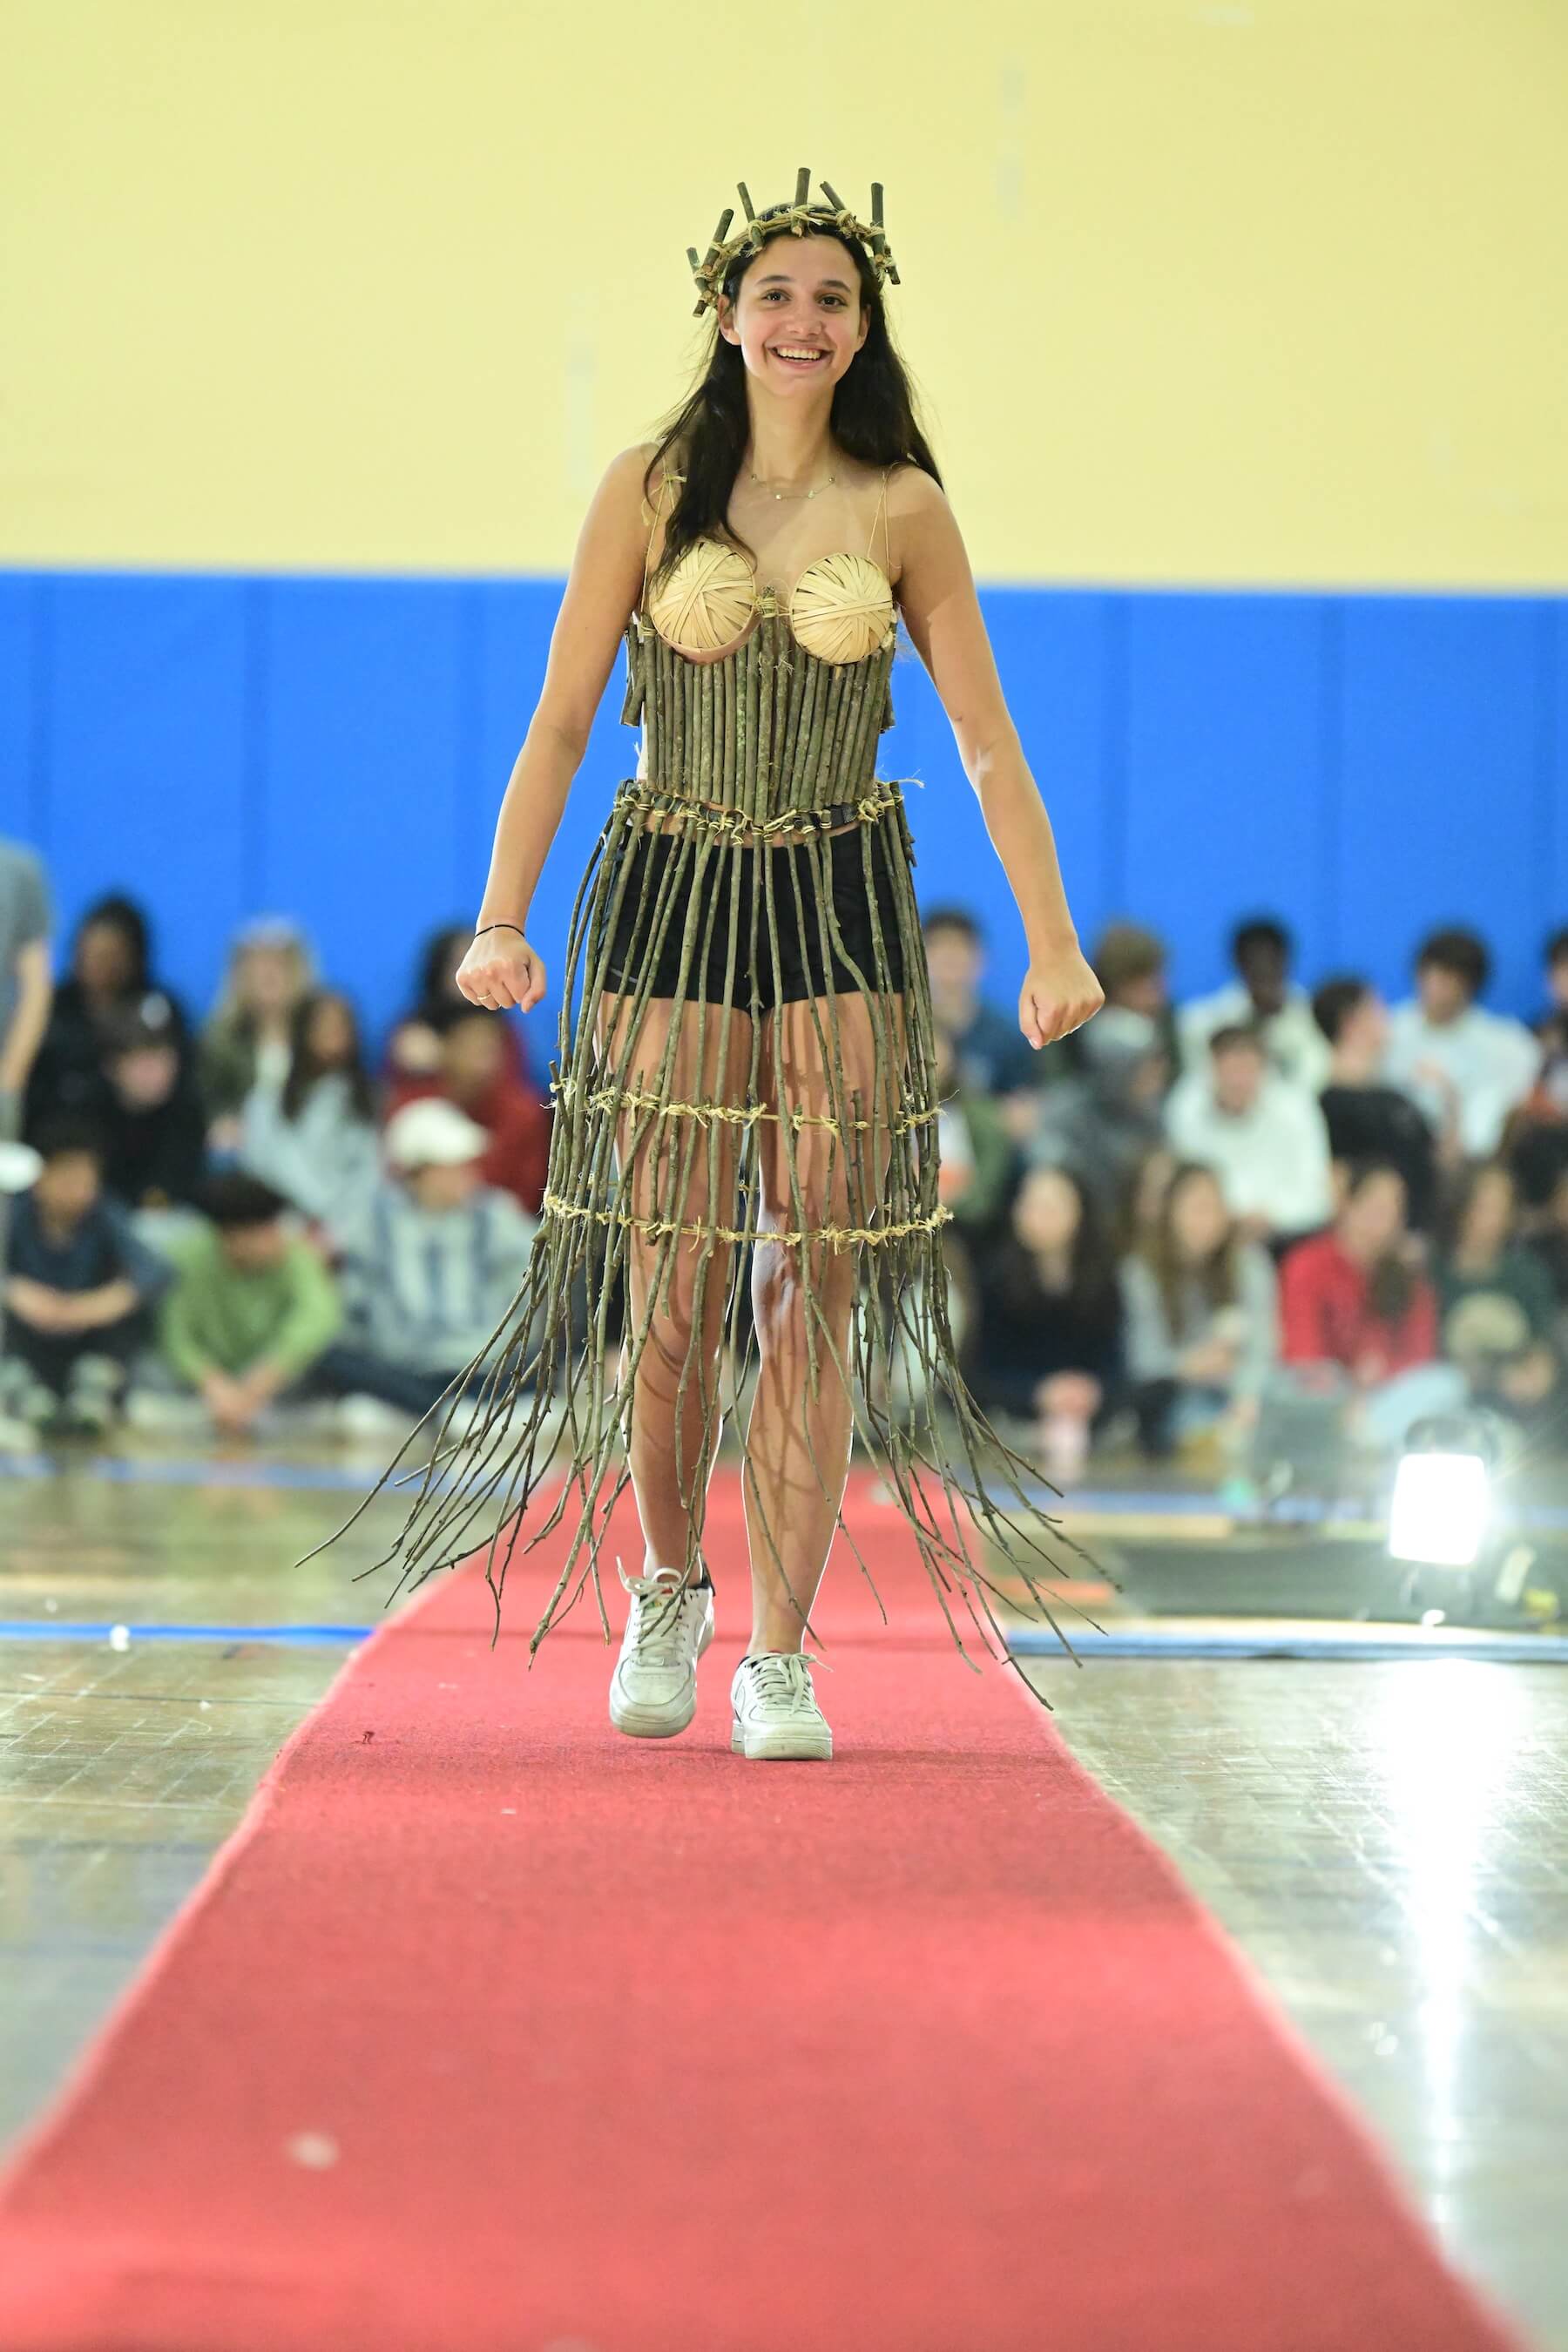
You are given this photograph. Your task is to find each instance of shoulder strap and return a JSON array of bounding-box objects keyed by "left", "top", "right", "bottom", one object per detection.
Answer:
[
  {"left": 865, "top": 464, "right": 892, "bottom": 571},
  {"left": 640, "top": 465, "right": 679, "bottom": 613}
]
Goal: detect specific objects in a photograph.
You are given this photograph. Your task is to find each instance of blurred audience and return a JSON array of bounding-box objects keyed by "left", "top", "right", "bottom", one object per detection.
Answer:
[
  {"left": 1274, "top": 1160, "right": 1465, "bottom": 1452},
  {"left": 0, "top": 835, "right": 53, "bottom": 1146},
  {"left": 321, "top": 1098, "right": 538, "bottom": 1424},
  {"left": 1119, "top": 1160, "right": 1278, "bottom": 1465},
  {"left": 97, "top": 1006, "right": 208, "bottom": 1212},
  {"left": 385, "top": 1004, "right": 550, "bottom": 1214},
  {"left": 922, "top": 905, "right": 1049, "bottom": 1140},
  {"left": 1, "top": 1114, "right": 172, "bottom": 1436},
  {"left": 24, "top": 895, "right": 191, "bottom": 1139},
  {"left": 1030, "top": 1006, "right": 1171, "bottom": 1197},
  {"left": 1383, "top": 927, "right": 1539, "bottom": 1160},
  {"left": 1164, "top": 1026, "right": 1334, "bottom": 1250},
  {"left": 932, "top": 1026, "right": 1016, "bottom": 1247},
  {"left": 1085, "top": 922, "right": 1179, "bottom": 1071},
  {"left": 1313, "top": 976, "right": 1443, "bottom": 1230},
  {"left": 1435, "top": 1161, "right": 1562, "bottom": 1432},
  {"left": 158, "top": 1173, "right": 342, "bottom": 1437},
  {"left": 199, "top": 917, "right": 315, "bottom": 1150},
  {"left": 970, "top": 1162, "right": 1125, "bottom": 1483},
  {"left": 1506, "top": 925, "right": 1568, "bottom": 1212},
  {"left": 1179, "top": 917, "right": 1331, "bottom": 1093},
  {"left": 239, "top": 987, "right": 382, "bottom": 1248},
  {"left": 6, "top": 874, "right": 1567, "bottom": 1480}
]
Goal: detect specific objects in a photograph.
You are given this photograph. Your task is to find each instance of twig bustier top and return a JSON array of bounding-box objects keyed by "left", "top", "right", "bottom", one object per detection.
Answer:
[{"left": 618, "top": 464, "right": 899, "bottom": 827}]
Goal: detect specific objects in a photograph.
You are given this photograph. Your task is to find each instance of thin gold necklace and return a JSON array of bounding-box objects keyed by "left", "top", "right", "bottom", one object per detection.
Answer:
[{"left": 747, "top": 464, "right": 838, "bottom": 503}]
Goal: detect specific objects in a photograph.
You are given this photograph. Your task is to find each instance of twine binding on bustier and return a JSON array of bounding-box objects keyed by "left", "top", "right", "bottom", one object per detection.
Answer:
[{"left": 298, "top": 556, "right": 1113, "bottom": 1704}]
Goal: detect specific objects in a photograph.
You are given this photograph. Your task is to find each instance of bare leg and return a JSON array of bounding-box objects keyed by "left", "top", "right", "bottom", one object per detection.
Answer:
[
  {"left": 598, "top": 990, "right": 751, "bottom": 1582},
  {"left": 744, "top": 990, "right": 905, "bottom": 1651}
]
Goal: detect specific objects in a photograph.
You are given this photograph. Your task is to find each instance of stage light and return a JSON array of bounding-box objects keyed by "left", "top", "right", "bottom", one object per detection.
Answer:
[
  {"left": 1387, "top": 1449, "right": 1490, "bottom": 1567},
  {"left": 1386, "top": 1412, "right": 1502, "bottom": 1570}
]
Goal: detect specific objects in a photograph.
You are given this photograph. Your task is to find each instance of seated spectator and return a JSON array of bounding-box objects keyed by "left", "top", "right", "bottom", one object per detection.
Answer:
[
  {"left": 1, "top": 1114, "right": 172, "bottom": 1436},
  {"left": 240, "top": 988, "right": 382, "bottom": 1249},
  {"left": 1030, "top": 1006, "right": 1171, "bottom": 1198},
  {"left": 1179, "top": 917, "right": 1330, "bottom": 1092},
  {"left": 1436, "top": 1161, "right": 1561, "bottom": 1431},
  {"left": 1164, "top": 1027, "right": 1334, "bottom": 1250},
  {"left": 1523, "top": 1164, "right": 1568, "bottom": 1350},
  {"left": 386, "top": 1004, "right": 550, "bottom": 1215},
  {"left": 319, "top": 1099, "right": 538, "bottom": 1423},
  {"left": 1118, "top": 1142, "right": 1178, "bottom": 1257},
  {"left": 1383, "top": 927, "right": 1540, "bottom": 1160},
  {"left": 159, "top": 1172, "right": 342, "bottom": 1437},
  {"left": 1506, "top": 924, "right": 1568, "bottom": 1211},
  {"left": 922, "top": 905, "right": 1051, "bottom": 1140},
  {"left": 1119, "top": 1161, "right": 1278, "bottom": 1464},
  {"left": 932, "top": 1025, "right": 1016, "bottom": 1248},
  {"left": 24, "top": 893, "right": 191, "bottom": 1137},
  {"left": 384, "top": 923, "right": 533, "bottom": 1091},
  {"left": 1275, "top": 1160, "right": 1465, "bottom": 1452},
  {"left": 969, "top": 1163, "right": 1125, "bottom": 1484},
  {"left": 98, "top": 1007, "right": 208, "bottom": 1212},
  {"left": 1078, "top": 921, "right": 1179, "bottom": 1074},
  {"left": 1, "top": 835, "right": 53, "bottom": 1303},
  {"left": 1313, "top": 976, "right": 1443, "bottom": 1229},
  {"left": 1, "top": 835, "right": 52, "bottom": 1145},
  {"left": 199, "top": 917, "right": 315, "bottom": 1150}
]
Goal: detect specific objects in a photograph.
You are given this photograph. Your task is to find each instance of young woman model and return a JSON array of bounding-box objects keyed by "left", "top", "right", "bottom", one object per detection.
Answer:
[{"left": 309, "top": 174, "right": 1105, "bottom": 1758}]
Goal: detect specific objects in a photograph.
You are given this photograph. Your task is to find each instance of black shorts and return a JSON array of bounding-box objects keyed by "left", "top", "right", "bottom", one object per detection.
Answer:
[{"left": 598, "top": 822, "right": 909, "bottom": 1010}]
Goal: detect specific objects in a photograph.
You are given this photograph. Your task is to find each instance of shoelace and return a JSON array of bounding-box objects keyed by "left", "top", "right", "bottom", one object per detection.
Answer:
[
  {"left": 740, "top": 1650, "right": 826, "bottom": 1714},
  {"left": 620, "top": 1565, "right": 705, "bottom": 1669}
]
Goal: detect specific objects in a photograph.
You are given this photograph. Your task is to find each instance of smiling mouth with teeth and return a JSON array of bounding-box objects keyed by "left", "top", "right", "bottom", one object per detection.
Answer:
[{"left": 771, "top": 346, "right": 828, "bottom": 362}]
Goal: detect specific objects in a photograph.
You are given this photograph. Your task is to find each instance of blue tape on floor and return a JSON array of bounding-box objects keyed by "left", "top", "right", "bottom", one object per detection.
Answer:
[
  {"left": 1006, "top": 1626, "right": 1568, "bottom": 1663},
  {"left": 0, "top": 1621, "right": 373, "bottom": 1644}
]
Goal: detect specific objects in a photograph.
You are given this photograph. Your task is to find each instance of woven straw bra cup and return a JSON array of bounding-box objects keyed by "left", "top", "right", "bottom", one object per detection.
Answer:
[{"left": 300, "top": 169, "right": 1106, "bottom": 1693}]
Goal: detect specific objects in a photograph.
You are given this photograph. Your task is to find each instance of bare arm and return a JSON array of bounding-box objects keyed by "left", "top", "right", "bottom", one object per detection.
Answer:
[
  {"left": 463, "top": 445, "right": 658, "bottom": 1010},
  {"left": 0, "top": 938, "right": 53, "bottom": 1096},
  {"left": 894, "top": 472, "right": 1102, "bottom": 1048}
]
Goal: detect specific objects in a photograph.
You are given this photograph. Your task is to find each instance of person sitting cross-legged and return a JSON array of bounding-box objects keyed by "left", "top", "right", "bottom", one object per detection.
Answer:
[
  {"left": 316, "top": 1097, "right": 539, "bottom": 1433},
  {"left": 156, "top": 1172, "right": 342, "bottom": 1438},
  {"left": 2, "top": 1113, "right": 172, "bottom": 1436}
]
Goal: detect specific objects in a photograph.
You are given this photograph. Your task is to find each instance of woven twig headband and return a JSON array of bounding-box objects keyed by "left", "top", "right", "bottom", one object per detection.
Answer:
[{"left": 686, "top": 166, "right": 900, "bottom": 319}]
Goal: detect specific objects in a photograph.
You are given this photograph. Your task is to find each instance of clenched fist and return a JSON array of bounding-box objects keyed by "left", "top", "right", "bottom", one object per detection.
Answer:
[
  {"left": 456, "top": 928, "right": 547, "bottom": 1014},
  {"left": 1018, "top": 944, "right": 1104, "bottom": 1049}
]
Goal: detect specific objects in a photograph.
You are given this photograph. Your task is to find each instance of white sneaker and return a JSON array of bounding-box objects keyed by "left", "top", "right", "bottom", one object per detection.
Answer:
[
  {"left": 608, "top": 1563, "right": 715, "bottom": 1739},
  {"left": 730, "top": 1650, "right": 833, "bottom": 1761}
]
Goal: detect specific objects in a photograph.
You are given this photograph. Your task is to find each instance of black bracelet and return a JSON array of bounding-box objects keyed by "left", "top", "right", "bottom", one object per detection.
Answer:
[{"left": 474, "top": 922, "right": 525, "bottom": 940}]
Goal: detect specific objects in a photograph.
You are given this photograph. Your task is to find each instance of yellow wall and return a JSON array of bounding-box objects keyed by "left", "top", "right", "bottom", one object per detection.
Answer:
[{"left": 4, "top": 0, "right": 1565, "bottom": 585}]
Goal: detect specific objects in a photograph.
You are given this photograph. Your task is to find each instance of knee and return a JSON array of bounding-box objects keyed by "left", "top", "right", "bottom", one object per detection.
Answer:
[{"left": 752, "top": 1238, "right": 855, "bottom": 1352}]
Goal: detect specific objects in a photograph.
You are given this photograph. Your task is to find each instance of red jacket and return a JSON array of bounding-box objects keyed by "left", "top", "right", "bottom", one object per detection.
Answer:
[
  {"left": 385, "top": 1073, "right": 551, "bottom": 1216},
  {"left": 1279, "top": 1232, "right": 1438, "bottom": 1379}
]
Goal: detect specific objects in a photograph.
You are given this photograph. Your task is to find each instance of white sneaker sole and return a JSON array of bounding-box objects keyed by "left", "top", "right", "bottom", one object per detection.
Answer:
[
  {"left": 608, "top": 1612, "right": 714, "bottom": 1739},
  {"left": 730, "top": 1714, "right": 834, "bottom": 1761}
]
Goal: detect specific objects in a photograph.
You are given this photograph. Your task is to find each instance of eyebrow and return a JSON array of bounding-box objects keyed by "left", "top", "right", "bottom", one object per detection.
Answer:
[{"left": 754, "top": 271, "right": 854, "bottom": 293}]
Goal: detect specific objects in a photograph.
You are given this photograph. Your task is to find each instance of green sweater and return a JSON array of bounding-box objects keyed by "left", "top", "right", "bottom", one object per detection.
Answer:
[{"left": 159, "top": 1228, "right": 343, "bottom": 1386}]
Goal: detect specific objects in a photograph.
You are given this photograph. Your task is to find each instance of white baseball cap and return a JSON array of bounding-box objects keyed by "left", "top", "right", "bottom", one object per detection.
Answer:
[{"left": 384, "top": 1098, "right": 490, "bottom": 1172}]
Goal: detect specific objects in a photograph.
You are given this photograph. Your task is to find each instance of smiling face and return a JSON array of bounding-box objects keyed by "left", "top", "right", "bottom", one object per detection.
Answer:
[{"left": 716, "top": 234, "right": 869, "bottom": 393}]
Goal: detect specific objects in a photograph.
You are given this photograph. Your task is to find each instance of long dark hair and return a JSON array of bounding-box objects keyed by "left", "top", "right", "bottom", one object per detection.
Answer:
[
  {"left": 643, "top": 206, "right": 943, "bottom": 604},
  {"left": 280, "top": 988, "right": 376, "bottom": 1125},
  {"left": 1003, "top": 1163, "right": 1122, "bottom": 1321},
  {"left": 1342, "top": 1158, "right": 1418, "bottom": 1326},
  {"left": 1141, "top": 1160, "right": 1240, "bottom": 1336}
]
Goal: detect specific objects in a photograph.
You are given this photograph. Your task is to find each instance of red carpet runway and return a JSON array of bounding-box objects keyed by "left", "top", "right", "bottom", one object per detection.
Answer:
[{"left": 0, "top": 1472, "right": 1529, "bottom": 2349}]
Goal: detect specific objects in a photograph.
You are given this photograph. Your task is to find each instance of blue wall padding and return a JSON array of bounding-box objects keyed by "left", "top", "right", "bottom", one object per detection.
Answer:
[{"left": 2, "top": 570, "right": 1562, "bottom": 1059}]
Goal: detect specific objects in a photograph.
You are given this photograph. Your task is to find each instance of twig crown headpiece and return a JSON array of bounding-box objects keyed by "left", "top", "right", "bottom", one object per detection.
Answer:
[{"left": 686, "top": 166, "right": 900, "bottom": 319}]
